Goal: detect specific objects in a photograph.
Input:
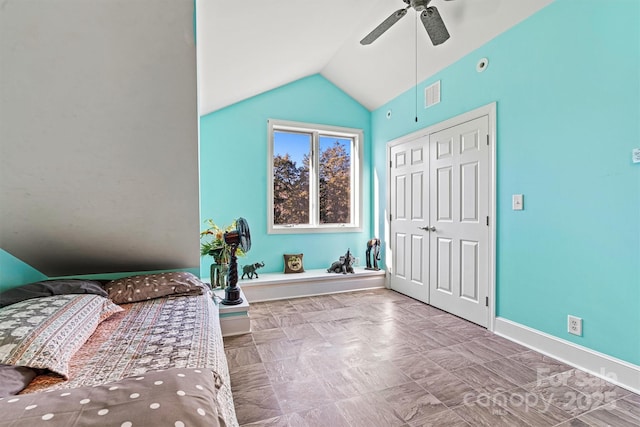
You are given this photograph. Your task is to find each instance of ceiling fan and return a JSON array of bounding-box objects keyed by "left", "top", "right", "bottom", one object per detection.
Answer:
[{"left": 360, "top": 0, "right": 451, "bottom": 46}]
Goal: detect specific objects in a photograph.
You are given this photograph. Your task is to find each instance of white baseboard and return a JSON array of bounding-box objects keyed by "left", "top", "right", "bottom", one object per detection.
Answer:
[
  {"left": 239, "top": 267, "right": 386, "bottom": 302},
  {"left": 494, "top": 317, "right": 640, "bottom": 394}
]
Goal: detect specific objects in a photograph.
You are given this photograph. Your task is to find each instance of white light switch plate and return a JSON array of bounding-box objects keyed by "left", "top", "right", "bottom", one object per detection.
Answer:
[
  {"left": 633, "top": 148, "right": 640, "bottom": 164},
  {"left": 512, "top": 194, "right": 524, "bottom": 211}
]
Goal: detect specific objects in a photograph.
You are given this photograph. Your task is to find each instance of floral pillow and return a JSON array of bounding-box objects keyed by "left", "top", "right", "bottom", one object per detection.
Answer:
[
  {"left": 105, "top": 272, "right": 205, "bottom": 304},
  {"left": 0, "top": 294, "right": 122, "bottom": 378}
]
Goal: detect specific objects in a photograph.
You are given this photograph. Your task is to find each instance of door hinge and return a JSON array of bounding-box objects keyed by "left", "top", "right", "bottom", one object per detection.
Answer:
[
  {"left": 486, "top": 134, "right": 489, "bottom": 145},
  {"left": 390, "top": 214, "right": 392, "bottom": 221},
  {"left": 486, "top": 216, "right": 489, "bottom": 226},
  {"left": 485, "top": 296, "right": 489, "bottom": 307},
  {"left": 390, "top": 160, "right": 392, "bottom": 168}
]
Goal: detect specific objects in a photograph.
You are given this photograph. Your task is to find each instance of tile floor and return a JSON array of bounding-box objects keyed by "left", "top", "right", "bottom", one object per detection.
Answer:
[{"left": 223, "top": 289, "right": 640, "bottom": 427}]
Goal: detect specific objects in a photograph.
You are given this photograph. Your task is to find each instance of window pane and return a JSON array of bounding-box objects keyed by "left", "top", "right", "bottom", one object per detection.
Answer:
[
  {"left": 318, "top": 136, "right": 351, "bottom": 224},
  {"left": 273, "top": 131, "right": 310, "bottom": 225}
]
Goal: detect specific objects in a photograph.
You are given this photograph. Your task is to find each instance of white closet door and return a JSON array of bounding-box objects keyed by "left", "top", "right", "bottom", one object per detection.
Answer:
[
  {"left": 389, "top": 138, "right": 430, "bottom": 303},
  {"left": 428, "top": 115, "right": 490, "bottom": 327}
]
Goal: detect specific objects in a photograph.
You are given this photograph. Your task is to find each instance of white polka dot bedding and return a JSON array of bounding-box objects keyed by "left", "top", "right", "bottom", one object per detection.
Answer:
[{"left": 0, "top": 368, "right": 227, "bottom": 426}]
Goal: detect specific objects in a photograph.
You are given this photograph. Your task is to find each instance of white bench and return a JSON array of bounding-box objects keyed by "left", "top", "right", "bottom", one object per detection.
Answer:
[
  {"left": 237, "top": 267, "right": 386, "bottom": 303},
  {"left": 206, "top": 268, "right": 386, "bottom": 337}
]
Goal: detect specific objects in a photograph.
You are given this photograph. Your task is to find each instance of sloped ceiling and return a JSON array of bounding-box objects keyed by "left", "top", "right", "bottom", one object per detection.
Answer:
[
  {"left": 197, "top": 0, "right": 554, "bottom": 115},
  {"left": 0, "top": 0, "right": 199, "bottom": 277}
]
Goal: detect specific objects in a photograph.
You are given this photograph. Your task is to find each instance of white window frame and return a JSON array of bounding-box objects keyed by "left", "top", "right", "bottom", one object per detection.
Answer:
[{"left": 267, "top": 119, "right": 363, "bottom": 234}]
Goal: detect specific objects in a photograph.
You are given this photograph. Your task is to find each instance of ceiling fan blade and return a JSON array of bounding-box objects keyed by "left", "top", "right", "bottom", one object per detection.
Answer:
[
  {"left": 420, "top": 6, "right": 450, "bottom": 46},
  {"left": 360, "top": 8, "right": 409, "bottom": 45}
]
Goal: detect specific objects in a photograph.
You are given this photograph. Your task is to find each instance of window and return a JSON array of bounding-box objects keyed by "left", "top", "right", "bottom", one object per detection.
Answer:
[{"left": 268, "top": 119, "right": 363, "bottom": 234}]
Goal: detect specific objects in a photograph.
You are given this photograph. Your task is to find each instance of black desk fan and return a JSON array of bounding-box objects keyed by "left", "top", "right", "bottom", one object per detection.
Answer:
[{"left": 221, "top": 217, "right": 251, "bottom": 305}]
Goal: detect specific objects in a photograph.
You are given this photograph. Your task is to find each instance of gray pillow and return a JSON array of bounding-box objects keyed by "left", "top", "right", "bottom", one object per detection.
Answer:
[
  {"left": 0, "top": 365, "right": 40, "bottom": 397},
  {"left": 0, "top": 279, "right": 107, "bottom": 308}
]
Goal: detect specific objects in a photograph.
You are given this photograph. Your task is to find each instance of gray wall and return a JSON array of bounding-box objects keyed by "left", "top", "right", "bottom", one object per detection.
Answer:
[{"left": 0, "top": 0, "right": 200, "bottom": 276}]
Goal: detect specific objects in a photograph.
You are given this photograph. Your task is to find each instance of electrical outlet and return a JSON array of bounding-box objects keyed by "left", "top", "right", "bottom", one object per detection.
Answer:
[
  {"left": 354, "top": 257, "right": 360, "bottom": 267},
  {"left": 568, "top": 315, "right": 582, "bottom": 336}
]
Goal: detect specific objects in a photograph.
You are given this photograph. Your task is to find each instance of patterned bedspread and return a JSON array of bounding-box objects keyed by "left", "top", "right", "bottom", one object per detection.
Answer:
[{"left": 21, "top": 293, "right": 238, "bottom": 427}]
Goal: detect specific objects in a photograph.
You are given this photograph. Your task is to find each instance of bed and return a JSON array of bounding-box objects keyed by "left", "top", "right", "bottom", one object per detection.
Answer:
[{"left": 0, "top": 272, "right": 238, "bottom": 427}]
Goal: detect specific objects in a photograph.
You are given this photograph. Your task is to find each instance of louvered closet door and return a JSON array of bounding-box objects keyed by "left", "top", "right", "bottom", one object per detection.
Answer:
[{"left": 428, "top": 116, "right": 490, "bottom": 327}]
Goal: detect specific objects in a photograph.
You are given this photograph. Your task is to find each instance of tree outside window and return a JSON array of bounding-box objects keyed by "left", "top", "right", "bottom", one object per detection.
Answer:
[
  {"left": 318, "top": 136, "right": 351, "bottom": 224},
  {"left": 268, "top": 120, "right": 362, "bottom": 234}
]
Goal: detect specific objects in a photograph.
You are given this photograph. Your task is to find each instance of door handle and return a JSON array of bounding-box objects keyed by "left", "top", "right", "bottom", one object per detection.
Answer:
[{"left": 418, "top": 226, "right": 436, "bottom": 232}]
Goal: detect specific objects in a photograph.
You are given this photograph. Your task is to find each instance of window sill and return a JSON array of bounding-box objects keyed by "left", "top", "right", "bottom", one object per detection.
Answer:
[{"left": 268, "top": 225, "right": 363, "bottom": 235}]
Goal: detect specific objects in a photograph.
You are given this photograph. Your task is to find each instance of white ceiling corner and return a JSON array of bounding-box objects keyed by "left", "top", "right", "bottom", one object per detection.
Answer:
[{"left": 197, "top": 0, "right": 554, "bottom": 115}]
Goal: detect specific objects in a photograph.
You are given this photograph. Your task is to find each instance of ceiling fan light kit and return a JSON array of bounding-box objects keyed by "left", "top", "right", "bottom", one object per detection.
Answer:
[{"left": 360, "top": 0, "right": 451, "bottom": 46}]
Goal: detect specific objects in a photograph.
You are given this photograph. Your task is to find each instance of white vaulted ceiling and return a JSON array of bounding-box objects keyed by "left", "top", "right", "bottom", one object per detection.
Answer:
[{"left": 197, "top": 0, "right": 554, "bottom": 114}]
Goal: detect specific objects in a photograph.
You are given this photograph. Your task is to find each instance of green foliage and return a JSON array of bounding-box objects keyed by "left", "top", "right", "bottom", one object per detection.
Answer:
[
  {"left": 200, "top": 219, "right": 244, "bottom": 263},
  {"left": 319, "top": 141, "right": 350, "bottom": 224},
  {"left": 273, "top": 142, "right": 350, "bottom": 225},
  {"left": 273, "top": 153, "right": 309, "bottom": 224}
]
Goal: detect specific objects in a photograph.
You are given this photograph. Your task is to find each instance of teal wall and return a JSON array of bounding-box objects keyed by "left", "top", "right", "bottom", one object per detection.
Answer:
[
  {"left": 199, "top": 75, "right": 372, "bottom": 276},
  {"left": 371, "top": 0, "right": 639, "bottom": 365},
  {"left": 0, "top": 249, "right": 48, "bottom": 291},
  {"left": 0, "top": 247, "right": 199, "bottom": 291}
]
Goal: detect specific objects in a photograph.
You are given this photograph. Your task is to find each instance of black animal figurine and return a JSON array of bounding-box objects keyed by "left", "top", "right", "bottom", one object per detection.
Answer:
[
  {"left": 365, "top": 238, "right": 381, "bottom": 270},
  {"left": 241, "top": 262, "right": 265, "bottom": 279},
  {"left": 327, "top": 249, "right": 355, "bottom": 274}
]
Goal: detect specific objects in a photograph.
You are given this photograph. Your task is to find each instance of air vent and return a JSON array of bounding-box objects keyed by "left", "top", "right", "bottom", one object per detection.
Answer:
[{"left": 424, "top": 80, "right": 441, "bottom": 108}]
